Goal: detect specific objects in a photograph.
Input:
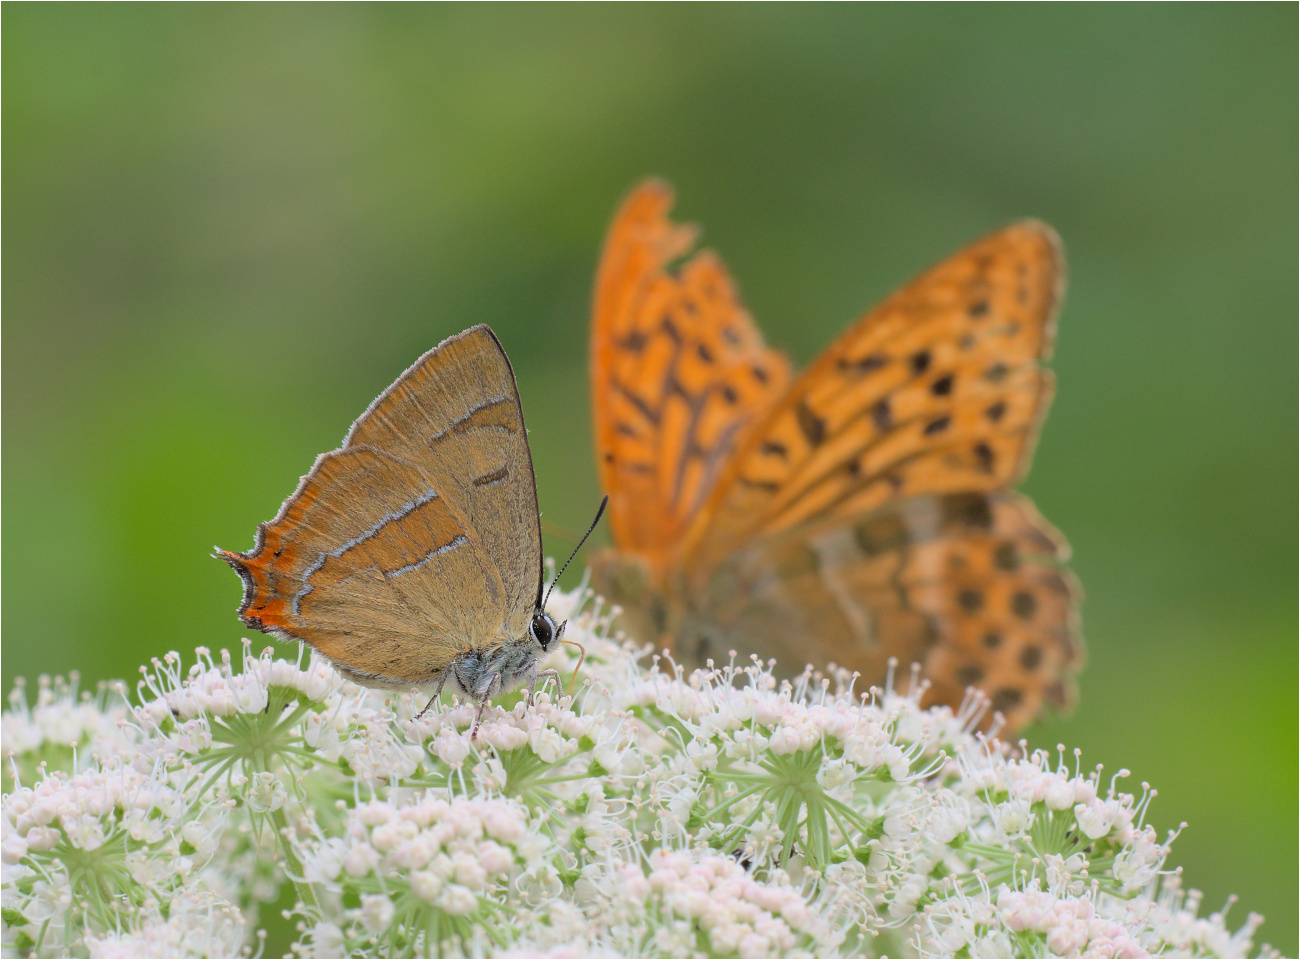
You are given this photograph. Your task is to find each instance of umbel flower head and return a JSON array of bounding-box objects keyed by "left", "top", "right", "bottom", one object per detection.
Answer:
[{"left": 1, "top": 585, "right": 1274, "bottom": 958}]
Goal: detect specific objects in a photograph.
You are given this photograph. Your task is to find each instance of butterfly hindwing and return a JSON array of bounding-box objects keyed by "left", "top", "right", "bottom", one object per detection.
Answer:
[
  {"left": 591, "top": 181, "right": 791, "bottom": 578},
  {"left": 686, "top": 492, "right": 1080, "bottom": 729}
]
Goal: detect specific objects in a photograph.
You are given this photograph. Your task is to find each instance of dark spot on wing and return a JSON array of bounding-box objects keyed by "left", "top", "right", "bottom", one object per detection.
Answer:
[
  {"left": 721, "top": 384, "right": 739, "bottom": 405},
  {"left": 665, "top": 374, "right": 692, "bottom": 401},
  {"left": 985, "top": 362, "right": 1009, "bottom": 383},
  {"left": 930, "top": 375, "right": 954, "bottom": 396},
  {"left": 967, "top": 299, "right": 990, "bottom": 319},
  {"left": 956, "top": 664, "right": 985, "bottom": 686},
  {"left": 615, "top": 422, "right": 639, "bottom": 438},
  {"left": 738, "top": 475, "right": 780, "bottom": 492},
  {"left": 923, "top": 416, "right": 951, "bottom": 436},
  {"left": 721, "top": 326, "right": 741, "bottom": 345},
  {"left": 982, "top": 632, "right": 1003, "bottom": 649},
  {"left": 472, "top": 465, "right": 510, "bottom": 487},
  {"left": 985, "top": 401, "right": 1007, "bottom": 423},
  {"left": 615, "top": 380, "right": 660, "bottom": 425},
  {"left": 696, "top": 342, "right": 715, "bottom": 364},
  {"left": 1012, "top": 591, "right": 1037, "bottom": 620},
  {"left": 838, "top": 353, "right": 889, "bottom": 374},
  {"left": 751, "top": 365, "right": 770, "bottom": 384},
  {"left": 921, "top": 620, "right": 941, "bottom": 647},
  {"left": 993, "top": 542, "right": 1019, "bottom": 571},
  {"left": 872, "top": 398, "right": 892, "bottom": 431},
  {"left": 942, "top": 493, "right": 993, "bottom": 529},
  {"left": 617, "top": 328, "right": 648, "bottom": 353},
  {"left": 795, "top": 401, "right": 827, "bottom": 447},
  {"left": 991, "top": 688, "right": 1023, "bottom": 713},
  {"left": 1019, "top": 646, "right": 1043, "bottom": 671},
  {"left": 957, "top": 588, "right": 984, "bottom": 613},
  {"left": 910, "top": 350, "right": 931, "bottom": 375},
  {"left": 660, "top": 316, "right": 683, "bottom": 345},
  {"left": 973, "top": 442, "right": 995, "bottom": 472},
  {"left": 855, "top": 514, "right": 908, "bottom": 556},
  {"left": 760, "top": 440, "right": 788, "bottom": 459}
]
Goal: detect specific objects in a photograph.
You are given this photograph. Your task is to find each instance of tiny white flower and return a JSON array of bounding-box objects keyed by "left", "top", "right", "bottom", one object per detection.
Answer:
[
  {"left": 342, "top": 842, "right": 380, "bottom": 877},
  {"left": 2, "top": 833, "right": 29, "bottom": 864},
  {"left": 1074, "top": 798, "right": 1119, "bottom": 839},
  {"left": 995, "top": 797, "right": 1033, "bottom": 836},
  {"left": 437, "top": 882, "right": 478, "bottom": 915},
  {"left": 245, "top": 771, "right": 288, "bottom": 813},
  {"left": 356, "top": 893, "right": 395, "bottom": 935},
  {"left": 411, "top": 869, "right": 443, "bottom": 903},
  {"left": 308, "top": 922, "right": 346, "bottom": 957},
  {"left": 517, "top": 862, "right": 563, "bottom": 904}
]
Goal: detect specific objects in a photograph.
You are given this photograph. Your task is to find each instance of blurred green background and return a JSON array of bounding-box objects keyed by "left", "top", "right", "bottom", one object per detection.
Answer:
[{"left": 4, "top": 5, "right": 1295, "bottom": 952}]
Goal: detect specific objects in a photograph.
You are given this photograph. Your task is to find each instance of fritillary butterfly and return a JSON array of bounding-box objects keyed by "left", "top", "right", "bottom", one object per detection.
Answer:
[{"left": 589, "top": 180, "right": 1082, "bottom": 730}]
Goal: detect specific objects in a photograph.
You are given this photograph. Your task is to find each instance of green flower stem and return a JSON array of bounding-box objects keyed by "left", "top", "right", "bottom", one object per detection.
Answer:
[{"left": 269, "top": 802, "right": 320, "bottom": 914}]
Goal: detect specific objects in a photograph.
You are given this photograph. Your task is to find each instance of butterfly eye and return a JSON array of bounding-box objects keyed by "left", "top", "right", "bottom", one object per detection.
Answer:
[{"left": 530, "top": 614, "right": 555, "bottom": 650}]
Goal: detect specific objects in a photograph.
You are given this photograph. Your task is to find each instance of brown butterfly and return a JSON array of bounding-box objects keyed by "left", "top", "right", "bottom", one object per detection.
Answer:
[
  {"left": 589, "top": 181, "right": 1082, "bottom": 730},
  {"left": 217, "top": 325, "right": 597, "bottom": 738}
]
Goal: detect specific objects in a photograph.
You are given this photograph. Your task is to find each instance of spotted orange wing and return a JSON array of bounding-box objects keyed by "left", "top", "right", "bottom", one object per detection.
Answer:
[
  {"left": 676, "top": 221, "right": 1082, "bottom": 726},
  {"left": 590, "top": 180, "right": 790, "bottom": 583},
  {"left": 686, "top": 491, "right": 1079, "bottom": 729},
  {"left": 687, "top": 221, "right": 1063, "bottom": 564}
]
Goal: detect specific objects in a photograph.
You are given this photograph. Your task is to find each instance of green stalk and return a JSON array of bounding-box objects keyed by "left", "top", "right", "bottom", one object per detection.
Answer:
[{"left": 269, "top": 802, "right": 321, "bottom": 914}]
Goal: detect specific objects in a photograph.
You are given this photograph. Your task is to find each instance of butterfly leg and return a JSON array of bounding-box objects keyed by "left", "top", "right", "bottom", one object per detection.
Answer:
[
  {"left": 414, "top": 671, "right": 451, "bottom": 722},
  {"left": 529, "top": 669, "right": 562, "bottom": 705},
  {"left": 470, "top": 672, "right": 504, "bottom": 741}
]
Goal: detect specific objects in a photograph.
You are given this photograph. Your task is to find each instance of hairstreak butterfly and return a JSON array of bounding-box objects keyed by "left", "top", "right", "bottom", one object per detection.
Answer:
[
  {"left": 589, "top": 181, "right": 1082, "bottom": 730},
  {"left": 217, "top": 324, "right": 603, "bottom": 738}
]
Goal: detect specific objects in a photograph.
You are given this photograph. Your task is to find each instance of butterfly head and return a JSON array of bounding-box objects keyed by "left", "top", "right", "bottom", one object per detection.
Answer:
[{"left": 528, "top": 611, "right": 564, "bottom": 652}]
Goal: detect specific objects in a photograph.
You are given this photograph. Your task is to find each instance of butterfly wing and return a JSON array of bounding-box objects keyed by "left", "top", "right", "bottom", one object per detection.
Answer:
[
  {"left": 218, "top": 325, "right": 542, "bottom": 686},
  {"left": 591, "top": 180, "right": 791, "bottom": 581},
  {"left": 687, "top": 492, "right": 1080, "bottom": 730},
  {"left": 688, "top": 221, "right": 1064, "bottom": 567},
  {"left": 341, "top": 325, "right": 543, "bottom": 640},
  {"left": 676, "top": 221, "right": 1081, "bottom": 724}
]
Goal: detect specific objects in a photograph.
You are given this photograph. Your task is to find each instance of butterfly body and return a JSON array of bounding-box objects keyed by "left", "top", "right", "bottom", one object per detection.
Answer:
[
  {"left": 435, "top": 614, "right": 561, "bottom": 702},
  {"left": 590, "top": 181, "right": 1082, "bottom": 730},
  {"left": 218, "top": 325, "right": 563, "bottom": 735}
]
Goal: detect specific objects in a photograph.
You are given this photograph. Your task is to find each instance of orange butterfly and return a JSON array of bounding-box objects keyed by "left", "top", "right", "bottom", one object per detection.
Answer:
[{"left": 589, "top": 180, "right": 1082, "bottom": 730}]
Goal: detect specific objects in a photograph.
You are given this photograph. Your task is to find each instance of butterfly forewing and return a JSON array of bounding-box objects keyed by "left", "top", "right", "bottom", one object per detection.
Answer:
[
  {"left": 342, "top": 325, "right": 543, "bottom": 639},
  {"left": 219, "top": 325, "right": 542, "bottom": 686},
  {"left": 687, "top": 221, "right": 1063, "bottom": 571},
  {"left": 591, "top": 181, "right": 791, "bottom": 579}
]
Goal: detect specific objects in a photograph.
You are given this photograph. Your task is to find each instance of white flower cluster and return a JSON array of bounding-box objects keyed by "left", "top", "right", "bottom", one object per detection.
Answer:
[{"left": 1, "top": 587, "right": 1274, "bottom": 958}]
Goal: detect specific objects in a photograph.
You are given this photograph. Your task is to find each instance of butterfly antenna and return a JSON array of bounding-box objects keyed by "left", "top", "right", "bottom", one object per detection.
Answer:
[{"left": 543, "top": 494, "right": 609, "bottom": 609}]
